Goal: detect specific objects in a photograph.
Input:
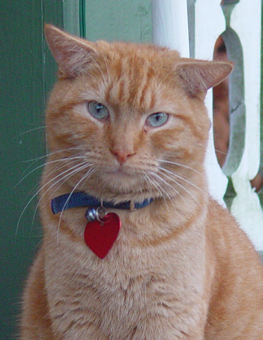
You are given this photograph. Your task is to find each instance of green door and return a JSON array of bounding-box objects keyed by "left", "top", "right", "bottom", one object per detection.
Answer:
[
  {"left": 0, "top": 1, "right": 152, "bottom": 338},
  {"left": 0, "top": 1, "right": 63, "bottom": 338}
]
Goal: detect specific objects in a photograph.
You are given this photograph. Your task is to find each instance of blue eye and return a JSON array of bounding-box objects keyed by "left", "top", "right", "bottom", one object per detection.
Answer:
[
  {"left": 146, "top": 112, "right": 169, "bottom": 127},
  {"left": 87, "top": 101, "right": 109, "bottom": 120}
]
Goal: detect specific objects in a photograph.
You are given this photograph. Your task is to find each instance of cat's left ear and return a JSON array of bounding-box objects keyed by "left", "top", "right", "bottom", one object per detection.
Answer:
[
  {"left": 44, "top": 24, "right": 97, "bottom": 78},
  {"left": 176, "top": 60, "right": 233, "bottom": 96}
]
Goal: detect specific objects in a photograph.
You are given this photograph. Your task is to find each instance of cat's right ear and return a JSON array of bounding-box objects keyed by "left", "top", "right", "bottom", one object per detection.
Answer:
[
  {"left": 175, "top": 60, "right": 233, "bottom": 97},
  {"left": 44, "top": 24, "right": 97, "bottom": 78}
]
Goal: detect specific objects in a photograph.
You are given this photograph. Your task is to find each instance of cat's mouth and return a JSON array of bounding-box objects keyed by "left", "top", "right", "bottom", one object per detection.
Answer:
[
  {"left": 102, "top": 160, "right": 145, "bottom": 176},
  {"left": 78, "top": 159, "right": 161, "bottom": 200},
  {"left": 104, "top": 168, "right": 135, "bottom": 177},
  {"left": 98, "top": 166, "right": 148, "bottom": 194}
]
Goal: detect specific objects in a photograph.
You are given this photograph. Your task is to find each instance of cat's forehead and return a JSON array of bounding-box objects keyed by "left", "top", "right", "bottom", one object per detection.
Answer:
[
  {"left": 95, "top": 40, "right": 180, "bottom": 68},
  {"left": 86, "top": 41, "right": 181, "bottom": 113}
]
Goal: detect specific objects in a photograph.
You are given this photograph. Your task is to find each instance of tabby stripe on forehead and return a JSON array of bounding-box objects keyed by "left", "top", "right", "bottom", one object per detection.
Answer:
[
  {"left": 105, "top": 81, "right": 115, "bottom": 105},
  {"left": 116, "top": 79, "right": 125, "bottom": 104},
  {"left": 126, "top": 62, "right": 153, "bottom": 109},
  {"left": 105, "top": 58, "right": 124, "bottom": 105},
  {"left": 104, "top": 56, "right": 156, "bottom": 111},
  {"left": 139, "top": 68, "right": 156, "bottom": 110},
  {"left": 125, "top": 61, "right": 139, "bottom": 107}
]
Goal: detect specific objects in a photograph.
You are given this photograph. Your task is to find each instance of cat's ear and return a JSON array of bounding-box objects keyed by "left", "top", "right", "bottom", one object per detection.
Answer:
[
  {"left": 176, "top": 60, "right": 233, "bottom": 96},
  {"left": 44, "top": 24, "right": 97, "bottom": 78}
]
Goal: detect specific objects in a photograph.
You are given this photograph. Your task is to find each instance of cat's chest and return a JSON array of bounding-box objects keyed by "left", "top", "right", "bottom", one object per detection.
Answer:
[
  {"left": 46, "top": 243, "right": 183, "bottom": 336},
  {"left": 44, "top": 212, "right": 207, "bottom": 338},
  {"left": 45, "top": 207, "right": 205, "bottom": 290}
]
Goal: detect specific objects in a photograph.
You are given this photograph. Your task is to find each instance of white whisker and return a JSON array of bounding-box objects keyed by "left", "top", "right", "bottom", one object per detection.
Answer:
[
  {"left": 22, "top": 147, "right": 82, "bottom": 164},
  {"left": 56, "top": 167, "right": 97, "bottom": 243},
  {"left": 159, "top": 167, "right": 205, "bottom": 195},
  {"left": 143, "top": 173, "right": 170, "bottom": 202},
  {"left": 16, "top": 156, "right": 85, "bottom": 188},
  {"left": 30, "top": 162, "right": 94, "bottom": 235},
  {"left": 159, "top": 159, "right": 205, "bottom": 178},
  {"left": 159, "top": 170, "right": 201, "bottom": 207},
  {"left": 16, "top": 161, "right": 92, "bottom": 236},
  {"left": 148, "top": 171, "right": 185, "bottom": 204},
  {"left": 196, "top": 142, "right": 227, "bottom": 157},
  {"left": 18, "top": 125, "right": 46, "bottom": 136}
]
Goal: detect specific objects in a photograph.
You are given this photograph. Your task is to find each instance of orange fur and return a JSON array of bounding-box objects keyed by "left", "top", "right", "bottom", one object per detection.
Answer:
[{"left": 20, "top": 25, "right": 263, "bottom": 339}]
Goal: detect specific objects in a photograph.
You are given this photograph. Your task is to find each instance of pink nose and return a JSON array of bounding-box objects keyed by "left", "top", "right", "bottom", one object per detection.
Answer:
[{"left": 110, "top": 149, "right": 136, "bottom": 164}]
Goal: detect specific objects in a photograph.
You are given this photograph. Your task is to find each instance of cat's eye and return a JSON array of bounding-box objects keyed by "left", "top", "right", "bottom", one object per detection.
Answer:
[
  {"left": 87, "top": 101, "right": 109, "bottom": 120},
  {"left": 146, "top": 112, "right": 169, "bottom": 127}
]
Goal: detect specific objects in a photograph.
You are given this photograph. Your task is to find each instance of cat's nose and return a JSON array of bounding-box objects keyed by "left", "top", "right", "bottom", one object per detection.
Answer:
[{"left": 110, "top": 148, "right": 136, "bottom": 165}]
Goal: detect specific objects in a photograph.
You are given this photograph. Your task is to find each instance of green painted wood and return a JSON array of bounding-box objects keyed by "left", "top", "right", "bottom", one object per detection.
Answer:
[
  {"left": 85, "top": 0, "right": 152, "bottom": 42},
  {"left": 0, "top": 2, "right": 151, "bottom": 338},
  {"left": 0, "top": 1, "right": 63, "bottom": 338},
  {"left": 63, "top": 0, "right": 81, "bottom": 35}
]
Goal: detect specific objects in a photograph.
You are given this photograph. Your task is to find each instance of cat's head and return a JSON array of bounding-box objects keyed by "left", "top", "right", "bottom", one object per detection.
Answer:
[{"left": 44, "top": 25, "right": 233, "bottom": 204}]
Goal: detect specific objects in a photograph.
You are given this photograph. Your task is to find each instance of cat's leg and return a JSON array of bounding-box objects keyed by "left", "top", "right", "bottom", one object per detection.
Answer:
[
  {"left": 20, "top": 246, "right": 57, "bottom": 340},
  {"left": 21, "top": 256, "right": 108, "bottom": 340}
]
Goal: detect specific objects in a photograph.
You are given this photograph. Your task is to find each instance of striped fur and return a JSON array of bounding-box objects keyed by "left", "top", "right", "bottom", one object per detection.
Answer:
[{"left": 20, "top": 25, "right": 263, "bottom": 340}]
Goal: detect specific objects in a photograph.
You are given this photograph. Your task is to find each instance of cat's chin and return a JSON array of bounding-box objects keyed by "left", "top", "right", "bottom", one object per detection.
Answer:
[
  {"left": 102, "top": 171, "right": 143, "bottom": 192},
  {"left": 81, "top": 170, "right": 154, "bottom": 203}
]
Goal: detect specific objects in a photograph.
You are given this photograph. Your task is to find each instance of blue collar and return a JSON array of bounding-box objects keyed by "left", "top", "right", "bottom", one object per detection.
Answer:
[{"left": 51, "top": 192, "right": 153, "bottom": 214}]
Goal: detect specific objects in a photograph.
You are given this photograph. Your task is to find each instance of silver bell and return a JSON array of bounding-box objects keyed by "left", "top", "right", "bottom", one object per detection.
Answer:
[{"left": 85, "top": 207, "right": 106, "bottom": 223}]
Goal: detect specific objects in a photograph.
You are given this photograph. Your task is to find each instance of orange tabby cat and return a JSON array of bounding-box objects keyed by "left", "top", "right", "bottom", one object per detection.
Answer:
[{"left": 20, "top": 25, "right": 263, "bottom": 339}]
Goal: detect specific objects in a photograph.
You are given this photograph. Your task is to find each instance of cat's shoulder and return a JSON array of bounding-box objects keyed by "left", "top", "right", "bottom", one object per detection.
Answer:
[{"left": 207, "top": 197, "right": 262, "bottom": 266}]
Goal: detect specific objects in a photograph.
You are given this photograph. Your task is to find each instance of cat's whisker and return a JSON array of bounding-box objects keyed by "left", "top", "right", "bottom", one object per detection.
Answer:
[
  {"left": 214, "top": 150, "right": 227, "bottom": 156},
  {"left": 195, "top": 142, "right": 228, "bottom": 157},
  {"left": 30, "top": 162, "right": 94, "bottom": 235},
  {"left": 148, "top": 171, "right": 185, "bottom": 204},
  {"left": 149, "top": 174, "right": 174, "bottom": 202},
  {"left": 143, "top": 173, "right": 170, "bottom": 203},
  {"left": 22, "top": 146, "right": 83, "bottom": 164},
  {"left": 18, "top": 146, "right": 85, "bottom": 187},
  {"left": 27, "top": 157, "right": 83, "bottom": 197},
  {"left": 56, "top": 167, "right": 97, "bottom": 243},
  {"left": 147, "top": 168, "right": 197, "bottom": 206},
  {"left": 60, "top": 168, "right": 97, "bottom": 214},
  {"left": 37, "top": 162, "right": 92, "bottom": 207},
  {"left": 158, "top": 170, "right": 201, "bottom": 207},
  {"left": 17, "top": 164, "right": 71, "bottom": 233},
  {"left": 29, "top": 161, "right": 92, "bottom": 228},
  {"left": 16, "top": 156, "right": 85, "bottom": 188},
  {"left": 159, "top": 167, "right": 205, "bottom": 195},
  {"left": 17, "top": 125, "right": 46, "bottom": 136},
  {"left": 16, "top": 161, "right": 92, "bottom": 236},
  {"left": 159, "top": 159, "right": 205, "bottom": 178}
]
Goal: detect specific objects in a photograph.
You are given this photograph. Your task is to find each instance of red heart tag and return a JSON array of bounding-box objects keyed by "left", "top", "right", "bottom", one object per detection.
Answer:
[{"left": 84, "top": 213, "right": 121, "bottom": 259}]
